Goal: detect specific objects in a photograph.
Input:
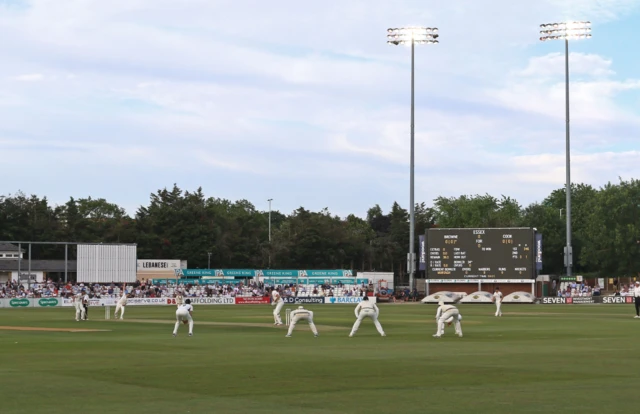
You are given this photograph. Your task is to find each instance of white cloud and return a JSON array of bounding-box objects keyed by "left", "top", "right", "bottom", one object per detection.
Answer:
[
  {"left": 0, "top": 0, "right": 638, "bottom": 216},
  {"left": 11, "top": 73, "right": 44, "bottom": 81},
  {"left": 545, "top": 0, "right": 640, "bottom": 21},
  {"left": 486, "top": 52, "right": 640, "bottom": 126},
  {"left": 518, "top": 53, "right": 615, "bottom": 78}
]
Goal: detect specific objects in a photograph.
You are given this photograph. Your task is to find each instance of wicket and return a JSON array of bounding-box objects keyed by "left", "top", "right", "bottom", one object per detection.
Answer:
[
  {"left": 105, "top": 306, "right": 111, "bottom": 320},
  {"left": 285, "top": 309, "right": 291, "bottom": 326}
]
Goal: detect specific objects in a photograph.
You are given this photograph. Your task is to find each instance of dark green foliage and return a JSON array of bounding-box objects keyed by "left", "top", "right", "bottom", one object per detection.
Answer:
[{"left": 1, "top": 179, "right": 639, "bottom": 275}]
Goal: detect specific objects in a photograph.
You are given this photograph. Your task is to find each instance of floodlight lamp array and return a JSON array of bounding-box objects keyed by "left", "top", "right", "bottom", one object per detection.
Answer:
[
  {"left": 387, "top": 27, "right": 439, "bottom": 45},
  {"left": 540, "top": 21, "right": 591, "bottom": 41}
]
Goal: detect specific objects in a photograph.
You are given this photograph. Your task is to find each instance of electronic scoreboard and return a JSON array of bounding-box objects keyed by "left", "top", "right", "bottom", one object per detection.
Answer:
[{"left": 426, "top": 228, "right": 536, "bottom": 279}]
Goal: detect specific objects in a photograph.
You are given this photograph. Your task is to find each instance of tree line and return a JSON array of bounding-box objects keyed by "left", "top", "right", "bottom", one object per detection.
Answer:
[{"left": 1, "top": 180, "right": 639, "bottom": 277}]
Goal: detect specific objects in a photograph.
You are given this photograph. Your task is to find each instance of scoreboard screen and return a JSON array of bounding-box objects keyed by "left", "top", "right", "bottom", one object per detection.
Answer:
[{"left": 426, "top": 228, "right": 535, "bottom": 280}]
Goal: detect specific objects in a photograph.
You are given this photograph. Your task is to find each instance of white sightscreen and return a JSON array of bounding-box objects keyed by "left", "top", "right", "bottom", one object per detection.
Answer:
[{"left": 77, "top": 244, "right": 137, "bottom": 283}]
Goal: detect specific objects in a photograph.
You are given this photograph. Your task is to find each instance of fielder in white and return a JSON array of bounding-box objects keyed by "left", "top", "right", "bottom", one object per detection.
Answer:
[
  {"left": 493, "top": 287, "right": 503, "bottom": 317},
  {"left": 73, "top": 293, "right": 86, "bottom": 321},
  {"left": 114, "top": 285, "right": 128, "bottom": 320},
  {"left": 434, "top": 301, "right": 463, "bottom": 338},
  {"left": 349, "top": 296, "right": 386, "bottom": 337},
  {"left": 173, "top": 299, "right": 194, "bottom": 337},
  {"left": 271, "top": 288, "right": 284, "bottom": 325},
  {"left": 286, "top": 306, "right": 318, "bottom": 337}
]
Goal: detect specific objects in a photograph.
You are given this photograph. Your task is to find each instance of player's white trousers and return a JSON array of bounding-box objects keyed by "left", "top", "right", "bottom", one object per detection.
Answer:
[
  {"left": 350, "top": 310, "right": 385, "bottom": 336},
  {"left": 174, "top": 310, "right": 193, "bottom": 335},
  {"left": 273, "top": 301, "right": 284, "bottom": 324},
  {"left": 287, "top": 315, "right": 318, "bottom": 336},
  {"left": 75, "top": 304, "right": 86, "bottom": 321},
  {"left": 438, "top": 309, "right": 461, "bottom": 335},
  {"left": 114, "top": 304, "right": 125, "bottom": 319},
  {"left": 495, "top": 302, "right": 502, "bottom": 316}
]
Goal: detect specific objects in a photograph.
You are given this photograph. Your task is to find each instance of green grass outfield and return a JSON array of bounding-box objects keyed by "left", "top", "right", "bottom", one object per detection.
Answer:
[{"left": 1, "top": 303, "right": 639, "bottom": 414}]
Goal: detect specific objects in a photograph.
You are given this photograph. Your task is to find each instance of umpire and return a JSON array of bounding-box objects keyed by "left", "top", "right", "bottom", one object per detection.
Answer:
[{"left": 634, "top": 281, "right": 640, "bottom": 319}]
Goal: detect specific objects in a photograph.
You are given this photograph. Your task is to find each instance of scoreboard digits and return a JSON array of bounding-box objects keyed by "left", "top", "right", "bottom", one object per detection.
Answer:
[{"left": 427, "top": 228, "right": 535, "bottom": 280}]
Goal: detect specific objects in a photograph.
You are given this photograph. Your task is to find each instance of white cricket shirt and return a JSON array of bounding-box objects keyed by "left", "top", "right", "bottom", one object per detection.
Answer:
[
  {"left": 271, "top": 291, "right": 283, "bottom": 303},
  {"left": 178, "top": 304, "right": 193, "bottom": 313}
]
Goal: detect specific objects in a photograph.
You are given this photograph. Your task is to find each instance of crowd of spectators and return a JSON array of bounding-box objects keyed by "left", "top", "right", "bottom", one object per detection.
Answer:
[
  {"left": 1, "top": 279, "right": 373, "bottom": 299},
  {"left": 612, "top": 283, "right": 638, "bottom": 297},
  {"left": 267, "top": 282, "right": 369, "bottom": 298},
  {"left": 555, "top": 281, "right": 602, "bottom": 297}
]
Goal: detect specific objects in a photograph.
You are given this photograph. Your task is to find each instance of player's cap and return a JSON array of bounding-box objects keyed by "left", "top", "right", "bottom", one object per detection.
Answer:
[
  {"left": 636, "top": 281, "right": 640, "bottom": 284},
  {"left": 438, "top": 300, "right": 444, "bottom": 305},
  {"left": 298, "top": 306, "right": 304, "bottom": 309},
  {"left": 185, "top": 299, "right": 191, "bottom": 304}
]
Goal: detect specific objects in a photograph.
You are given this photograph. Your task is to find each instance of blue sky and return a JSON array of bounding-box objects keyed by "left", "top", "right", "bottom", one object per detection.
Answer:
[{"left": 1, "top": 0, "right": 639, "bottom": 218}]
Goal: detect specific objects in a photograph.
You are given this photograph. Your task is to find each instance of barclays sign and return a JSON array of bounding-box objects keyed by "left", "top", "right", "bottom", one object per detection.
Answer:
[{"left": 324, "top": 297, "right": 377, "bottom": 304}]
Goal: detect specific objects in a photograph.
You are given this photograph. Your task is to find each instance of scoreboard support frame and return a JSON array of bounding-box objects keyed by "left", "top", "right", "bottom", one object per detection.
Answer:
[{"left": 425, "top": 279, "right": 535, "bottom": 297}]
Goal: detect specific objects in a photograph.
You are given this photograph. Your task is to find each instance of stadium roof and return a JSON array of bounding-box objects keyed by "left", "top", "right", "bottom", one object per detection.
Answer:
[{"left": 0, "top": 243, "right": 25, "bottom": 253}]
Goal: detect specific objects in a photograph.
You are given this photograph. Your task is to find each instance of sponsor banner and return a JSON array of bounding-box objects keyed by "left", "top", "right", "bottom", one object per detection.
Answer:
[
  {"left": 324, "top": 297, "right": 377, "bottom": 304},
  {"left": 428, "top": 279, "right": 534, "bottom": 283},
  {"left": 174, "top": 269, "right": 354, "bottom": 278},
  {"left": 419, "top": 235, "right": 426, "bottom": 271},
  {"left": 182, "top": 278, "right": 243, "bottom": 285},
  {"left": 541, "top": 296, "right": 595, "bottom": 304},
  {"left": 570, "top": 296, "right": 595, "bottom": 304},
  {"left": 541, "top": 297, "right": 570, "bottom": 304},
  {"left": 152, "top": 278, "right": 242, "bottom": 285},
  {"left": 137, "top": 260, "right": 182, "bottom": 271},
  {"left": 265, "top": 277, "right": 368, "bottom": 285},
  {"left": 164, "top": 297, "right": 234, "bottom": 305},
  {"left": 176, "top": 269, "right": 255, "bottom": 277},
  {"left": 60, "top": 297, "right": 235, "bottom": 307},
  {"left": 283, "top": 297, "right": 324, "bottom": 304},
  {"left": 542, "top": 296, "right": 634, "bottom": 304},
  {"left": 0, "top": 298, "right": 62, "bottom": 308},
  {"left": 235, "top": 297, "right": 270, "bottom": 304},
  {"left": 601, "top": 296, "right": 634, "bottom": 304},
  {"left": 35, "top": 298, "right": 61, "bottom": 307},
  {"left": 535, "top": 233, "right": 543, "bottom": 271}
]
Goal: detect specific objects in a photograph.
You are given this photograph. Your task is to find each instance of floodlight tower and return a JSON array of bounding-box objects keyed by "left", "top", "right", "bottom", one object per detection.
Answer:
[
  {"left": 387, "top": 27, "right": 438, "bottom": 291},
  {"left": 539, "top": 21, "right": 591, "bottom": 278}
]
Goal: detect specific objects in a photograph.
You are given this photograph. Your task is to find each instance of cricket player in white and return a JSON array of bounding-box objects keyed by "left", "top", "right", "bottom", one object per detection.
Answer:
[
  {"left": 82, "top": 291, "right": 90, "bottom": 321},
  {"left": 349, "top": 296, "right": 385, "bottom": 337},
  {"left": 173, "top": 298, "right": 194, "bottom": 337},
  {"left": 114, "top": 284, "right": 128, "bottom": 320},
  {"left": 175, "top": 290, "right": 184, "bottom": 308},
  {"left": 271, "top": 288, "right": 284, "bottom": 325},
  {"left": 434, "top": 301, "right": 463, "bottom": 338},
  {"left": 493, "top": 287, "right": 503, "bottom": 317},
  {"left": 73, "top": 293, "right": 86, "bottom": 321},
  {"left": 286, "top": 306, "right": 318, "bottom": 337}
]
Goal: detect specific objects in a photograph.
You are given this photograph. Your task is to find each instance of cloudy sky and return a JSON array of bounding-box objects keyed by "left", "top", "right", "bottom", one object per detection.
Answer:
[{"left": 1, "top": 0, "right": 639, "bottom": 217}]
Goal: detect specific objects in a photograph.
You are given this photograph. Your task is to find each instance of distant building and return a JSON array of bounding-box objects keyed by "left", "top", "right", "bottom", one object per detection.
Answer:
[
  {"left": 0, "top": 243, "right": 24, "bottom": 259},
  {"left": 0, "top": 243, "right": 76, "bottom": 283}
]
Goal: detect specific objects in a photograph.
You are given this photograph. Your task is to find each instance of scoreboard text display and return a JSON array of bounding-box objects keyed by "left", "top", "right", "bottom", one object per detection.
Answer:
[{"left": 427, "top": 228, "right": 535, "bottom": 280}]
